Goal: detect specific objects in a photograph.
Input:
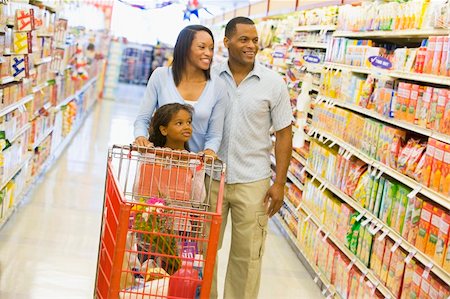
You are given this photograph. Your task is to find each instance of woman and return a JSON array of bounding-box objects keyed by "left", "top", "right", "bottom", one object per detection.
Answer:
[{"left": 134, "top": 25, "right": 226, "bottom": 157}]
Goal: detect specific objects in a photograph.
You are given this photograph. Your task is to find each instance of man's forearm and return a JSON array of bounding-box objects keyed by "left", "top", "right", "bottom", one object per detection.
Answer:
[{"left": 274, "top": 125, "right": 293, "bottom": 185}]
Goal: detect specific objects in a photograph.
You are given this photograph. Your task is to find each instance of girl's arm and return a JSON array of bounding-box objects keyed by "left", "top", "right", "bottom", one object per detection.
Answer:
[
  {"left": 134, "top": 68, "right": 162, "bottom": 144},
  {"left": 203, "top": 81, "right": 228, "bottom": 153}
]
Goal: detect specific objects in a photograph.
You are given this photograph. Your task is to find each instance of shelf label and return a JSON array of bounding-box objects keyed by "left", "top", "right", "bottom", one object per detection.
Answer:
[
  {"left": 361, "top": 217, "right": 373, "bottom": 227},
  {"left": 391, "top": 239, "right": 402, "bottom": 252},
  {"left": 303, "top": 214, "right": 312, "bottom": 223},
  {"left": 314, "top": 272, "right": 321, "bottom": 283},
  {"left": 322, "top": 232, "right": 330, "bottom": 242},
  {"left": 316, "top": 226, "right": 322, "bottom": 236},
  {"left": 346, "top": 258, "right": 356, "bottom": 271},
  {"left": 376, "top": 170, "right": 384, "bottom": 179},
  {"left": 304, "top": 54, "right": 321, "bottom": 64},
  {"left": 404, "top": 249, "right": 417, "bottom": 264},
  {"left": 322, "top": 288, "right": 328, "bottom": 296},
  {"left": 369, "top": 56, "right": 392, "bottom": 70},
  {"left": 356, "top": 211, "right": 366, "bottom": 222},
  {"left": 311, "top": 174, "right": 317, "bottom": 183},
  {"left": 422, "top": 262, "right": 433, "bottom": 279},
  {"left": 378, "top": 229, "right": 389, "bottom": 241},
  {"left": 328, "top": 141, "right": 336, "bottom": 148},
  {"left": 359, "top": 270, "right": 368, "bottom": 283},
  {"left": 407, "top": 187, "right": 422, "bottom": 199}
]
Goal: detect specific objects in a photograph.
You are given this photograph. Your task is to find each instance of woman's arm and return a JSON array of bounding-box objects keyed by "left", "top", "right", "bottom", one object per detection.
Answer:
[
  {"left": 204, "top": 81, "right": 228, "bottom": 153},
  {"left": 134, "top": 69, "right": 161, "bottom": 145}
]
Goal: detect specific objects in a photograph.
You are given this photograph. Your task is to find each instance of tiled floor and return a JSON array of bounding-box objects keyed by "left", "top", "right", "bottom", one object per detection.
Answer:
[{"left": 0, "top": 84, "right": 322, "bottom": 298}]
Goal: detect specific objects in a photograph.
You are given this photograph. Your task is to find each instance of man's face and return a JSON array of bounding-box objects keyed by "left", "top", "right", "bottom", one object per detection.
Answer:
[{"left": 224, "top": 23, "right": 259, "bottom": 67}]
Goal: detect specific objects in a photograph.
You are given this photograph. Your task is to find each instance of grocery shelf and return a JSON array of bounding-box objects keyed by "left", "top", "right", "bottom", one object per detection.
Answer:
[
  {"left": 295, "top": 25, "right": 337, "bottom": 32},
  {"left": 287, "top": 171, "right": 304, "bottom": 191},
  {"left": 333, "top": 28, "right": 450, "bottom": 39},
  {"left": 10, "top": 123, "right": 31, "bottom": 143},
  {"left": 36, "top": 32, "right": 54, "bottom": 38},
  {"left": 0, "top": 153, "right": 32, "bottom": 192},
  {"left": 324, "top": 62, "right": 450, "bottom": 86},
  {"left": 284, "top": 196, "right": 300, "bottom": 220},
  {"left": 56, "top": 95, "right": 76, "bottom": 110},
  {"left": 292, "top": 151, "right": 307, "bottom": 166},
  {"left": 0, "top": 95, "right": 33, "bottom": 117},
  {"left": 32, "top": 82, "right": 49, "bottom": 93},
  {"left": 308, "top": 126, "right": 450, "bottom": 208},
  {"left": 293, "top": 42, "right": 328, "bottom": 49},
  {"left": 305, "top": 165, "right": 450, "bottom": 287},
  {"left": 1, "top": 76, "right": 15, "bottom": 85},
  {"left": 34, "top": 56, "right": 52, "bottom": 66},
  {"left": 297, "top": 199, "right": 395, "bottom": 299},
  {"left": 317, "top": 95, "right": 450, "bottom": 145},
  {"left": 272, "top": 213, "right": 339, "bottom": 299},
  {"left": 31, "top": 126, "right": 54, "bottom": 149}
]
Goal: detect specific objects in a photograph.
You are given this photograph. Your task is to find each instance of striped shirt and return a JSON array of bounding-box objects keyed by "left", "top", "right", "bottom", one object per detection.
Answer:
[{"left": 213, "top": 62, "right": 293, "bottom": 184}]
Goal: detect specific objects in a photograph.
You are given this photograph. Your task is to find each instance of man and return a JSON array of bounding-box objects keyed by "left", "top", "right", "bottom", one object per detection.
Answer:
[{"left": 209, "top": 16, "right": 293, "bottom": 299}]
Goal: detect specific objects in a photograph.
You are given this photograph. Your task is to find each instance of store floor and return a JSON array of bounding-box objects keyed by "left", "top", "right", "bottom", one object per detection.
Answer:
[{"left": 0, "top": 84, "right": 322, "bottom": 299}]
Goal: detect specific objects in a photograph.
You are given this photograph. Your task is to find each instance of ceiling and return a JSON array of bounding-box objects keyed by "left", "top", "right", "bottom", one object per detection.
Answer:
[{"left": 199, "top": 0, "right": 262, "bottom": 16}]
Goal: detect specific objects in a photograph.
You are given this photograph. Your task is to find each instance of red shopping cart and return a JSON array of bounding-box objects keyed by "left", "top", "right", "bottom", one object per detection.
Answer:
[{"left": 95, "top": 145, "right": 225, "bottom": 299}]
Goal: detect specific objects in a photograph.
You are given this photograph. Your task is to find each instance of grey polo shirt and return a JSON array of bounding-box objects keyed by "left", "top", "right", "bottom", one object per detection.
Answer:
[{"left": 212, "top": 61, "right": 293, "bottom": 184}]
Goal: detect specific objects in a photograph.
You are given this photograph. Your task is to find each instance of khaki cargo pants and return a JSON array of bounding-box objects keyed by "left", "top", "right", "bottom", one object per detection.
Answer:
[{"left": 207, "top": 177, "right": 270, "bottom": 299}]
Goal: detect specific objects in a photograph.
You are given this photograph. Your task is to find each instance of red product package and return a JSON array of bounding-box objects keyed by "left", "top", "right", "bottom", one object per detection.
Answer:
[
  {"left": 388, "top": 132, "right": 405, "bottom": 169},
  {"left": 406, "top": 142, "right": 427, "bottom": 179}
]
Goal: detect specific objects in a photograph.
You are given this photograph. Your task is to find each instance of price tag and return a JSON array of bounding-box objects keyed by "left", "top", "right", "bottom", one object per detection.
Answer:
[
  {"left": 408, "top": 187, "right": 422, "bottom": 199},
  {"left": 371, "top": 222, "right": 383, "bottom": 235},
  {"left": 404, "top": 249, "right": 417, "bottom": 264},
  {"left": 390, "top": 239, "right": 402, "bottom": 253},
  {"left": 371, "top": 167, "right": 378, "bottom": 177},
  {"left": 378, "top": 229, "right": 389, "bottom": 241},
  {"left": 356, "top": 211, "right": 366, "bottom": 222},
  {"left": 346, "top": 258, "right": 356, "bottom": 271},
  {"left": 359, "top": 270, "right": 368, "bottom": 283},
  {"left": 318, "top": 182, "right": 325, "bottom": 190},
  {"left": 338, "top": 147, "right": 344, "bottom": 155},
  {"left": 296, "top": 202, "right": 304, "bottom": 211},
  {"left": 316, "top": 226, "right": 322, "bottom": 236},
  {"left": 319, "top": 134, "right": 325, "bottom": 143},
  {"left": 322, "top": 288, "right": 328, "bottom": 296},
  {"left": 322, "top": 232, "right": 330, "bottom": 242},
  {"left": 311, "top": 175, "right": 317, "bottom": 183},
  {"left": 422, "top": 262, "right": 433, "bottom": 279},
  {"left": 371, "top": 281, "right": 380, "bottom": 295},
  {"left": 308, "top": 128, "right": 316, "bottom": 137},
  {"left": 328, "top": 141, "right": 336, "bottom": 148},
  {"left": 320, "top": 183, "right": 328, "bottom": 192},
  {"left": 314, "top": 275, "right": 320, "bottom": 283},
  {"left": 344, "top": 151, "right": 353, "bottom": 160},
  {"left": 376, "top": 170, "right": 384, "bottom": 180},
  {"left": 303, "top": 214, "right": 312, "bottom": 223},
  {"left": 361, "top": 217, "right": 373, "bottom": 227},
  {"left": 298, "top": 167, "right": 306, "bottom": 176}
]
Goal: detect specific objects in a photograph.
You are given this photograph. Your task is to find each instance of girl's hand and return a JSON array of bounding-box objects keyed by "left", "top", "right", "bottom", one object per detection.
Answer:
[{"left": 134, "top": 136, "right": 153, "bottom": 147}]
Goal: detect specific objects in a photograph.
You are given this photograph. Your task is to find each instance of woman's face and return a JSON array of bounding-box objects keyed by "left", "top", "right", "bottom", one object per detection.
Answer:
[{"left": 188, "top": 30, "right": 214, "bottom": 71}]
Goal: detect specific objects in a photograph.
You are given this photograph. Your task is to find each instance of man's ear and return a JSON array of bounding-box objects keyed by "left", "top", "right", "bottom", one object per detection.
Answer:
[
  {"left": 159, "top": 126, "right": 168, "bottom": 136},
  {"left": 223, "top": 36, "right": 229, "bottom": 49}
]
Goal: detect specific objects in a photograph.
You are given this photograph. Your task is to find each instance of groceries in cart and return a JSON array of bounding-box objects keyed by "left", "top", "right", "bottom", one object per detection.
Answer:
[{"left": 96, "top": 145, "right": 225, "bottom": 299}]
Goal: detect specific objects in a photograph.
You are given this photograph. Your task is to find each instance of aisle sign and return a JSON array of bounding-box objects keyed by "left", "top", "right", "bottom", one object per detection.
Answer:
[
  {"left": 369, "top": 56, "right": 392, "bottom": 69},
  {"left": 303, "top": 55, "right": 321, "bottom": 64}
]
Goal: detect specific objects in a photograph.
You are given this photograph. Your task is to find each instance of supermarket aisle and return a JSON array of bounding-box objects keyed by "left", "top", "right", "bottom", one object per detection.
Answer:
[{"left": 0, "top": 84, "right": 321, "bottom": 298}]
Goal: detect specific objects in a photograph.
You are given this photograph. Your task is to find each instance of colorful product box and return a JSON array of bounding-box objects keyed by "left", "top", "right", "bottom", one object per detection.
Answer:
[
  {"left": 415, "top": 202, "right": 434, "bottom": 253},
  {"left": 424, "top": 207, "right": 444, "bottom": 258},
  {"left": 429, "top": 141, "right": 445, "bottom": 192},
  {"left": 440, "top": 144, "right": 450, "bottom": 196}
]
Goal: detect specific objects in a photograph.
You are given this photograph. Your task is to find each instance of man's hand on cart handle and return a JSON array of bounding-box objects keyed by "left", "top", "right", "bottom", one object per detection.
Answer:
[
  {"left": 134, "top": 136, "right": 153, "bottom": 148},
  {"left": 264, "top": 182, "right": 285, "bottom": 217},
  {"left": 200, "top": 149, "right": 218, "bottom": 163}
]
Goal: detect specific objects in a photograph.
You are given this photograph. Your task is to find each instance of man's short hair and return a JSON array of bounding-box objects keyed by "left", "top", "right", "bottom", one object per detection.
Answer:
[{"left": 225, "top": 16, "right": 255, "bottom": 38}]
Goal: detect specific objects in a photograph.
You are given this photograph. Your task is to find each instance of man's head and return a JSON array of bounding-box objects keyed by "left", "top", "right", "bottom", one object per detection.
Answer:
[{"left": 224, "top": 17, "right": 259, "bottom": 68}]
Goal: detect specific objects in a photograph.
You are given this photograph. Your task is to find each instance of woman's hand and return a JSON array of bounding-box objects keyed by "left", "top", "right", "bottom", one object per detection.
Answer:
[{"left": 134, "top": 136, "right": 153, "bottom": 148}]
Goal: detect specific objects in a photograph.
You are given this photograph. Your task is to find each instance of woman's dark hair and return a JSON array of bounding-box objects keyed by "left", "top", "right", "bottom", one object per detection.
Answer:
[
  {"left": 172, "top": 25, "right": 214, "bottom": 86},
  {"left": 225, "top": 16, "right": 255, "bottom": 38},
  {"left": 148, "top": 103, "right": 194, "bottom": 150}
]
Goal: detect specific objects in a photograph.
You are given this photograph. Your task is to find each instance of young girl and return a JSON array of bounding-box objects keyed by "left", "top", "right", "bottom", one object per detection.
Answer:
[
  {"left": 148, "top": 103, "right": 194, "bottom": 151},
  {"left": 143, "top": 103, "right": 206, "bottom": 203}
]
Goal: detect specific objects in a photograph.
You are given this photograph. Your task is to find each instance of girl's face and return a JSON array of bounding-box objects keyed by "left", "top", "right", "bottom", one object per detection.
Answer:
[
  {"left": 159, "top": 109, "right": 192, "bottom": 149},
  {"left": 188, "top": 30, "right": 214, "bottom": 71}
]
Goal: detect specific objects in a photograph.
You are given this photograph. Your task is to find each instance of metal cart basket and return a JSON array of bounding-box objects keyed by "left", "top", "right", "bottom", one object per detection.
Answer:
[{"left": 95, "top": 145, "right": 225, "bottom": 299}]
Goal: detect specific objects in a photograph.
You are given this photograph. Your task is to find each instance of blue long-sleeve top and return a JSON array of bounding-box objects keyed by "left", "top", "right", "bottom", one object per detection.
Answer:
[{"left": 134, "top": 67, "right": 227, "bottom": 153}]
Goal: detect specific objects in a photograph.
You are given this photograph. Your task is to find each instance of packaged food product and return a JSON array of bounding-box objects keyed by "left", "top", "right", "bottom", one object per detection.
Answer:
[
  {"left": 430, "top": 141, "right": 445, "bottom": 192},
  {"left": 439, "top": 144, "right": 450, "bottom": 196},
  {"left": 425, "top": 207, "right": 443, "bottom": 258},
  {"left": 421, "top": 139, "right": 437, "bottom": 187},
  {"left": 405, "top": 142, "right": 427, "bottom": 179},
  {"left": 415, "top": 202, "right": 434, "bottom": 252},
  {"left": 434, "top": 213, "right": 450, "bottom": 266}
]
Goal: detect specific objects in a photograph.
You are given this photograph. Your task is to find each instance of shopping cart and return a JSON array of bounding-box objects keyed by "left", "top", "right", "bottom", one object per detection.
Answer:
[{"left": 95, "top": 145, "right": 225, "bottom": 299}]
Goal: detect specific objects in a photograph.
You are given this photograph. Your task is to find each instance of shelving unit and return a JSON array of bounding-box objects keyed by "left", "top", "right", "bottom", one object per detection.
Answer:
[
  {"left": 293, "top": 42, "right": 328, "bottom": 49},
  {"left": 333, "top": 28, "right": 450, "bottom": 39},
  {"left": 295, "top": 25, "right": 336, "bottom": 32},
  {"left": 272, "top": 213, "right": 340, "bottom": 299},
  {"left": 317, "top": 95, "right": 450, "bottom": 145}
]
